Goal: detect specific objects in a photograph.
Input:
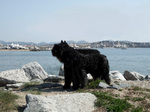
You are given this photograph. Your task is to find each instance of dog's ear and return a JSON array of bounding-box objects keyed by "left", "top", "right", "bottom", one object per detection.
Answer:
[
  {"left": 64, "top": 41, "right": 67, "bottom": 44},
  {"left": 61, "top": 40, "right": 63, "bottom": 43}
]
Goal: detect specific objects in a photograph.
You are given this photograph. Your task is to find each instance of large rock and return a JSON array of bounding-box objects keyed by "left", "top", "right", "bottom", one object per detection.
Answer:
[
  {"left": 0, "top": 69, "right": 29, "bottom": 86},
  {"left": 109, "top": 71, "right": 126, "bottom": 81},
  {"left": 24, "top": 93, "right": 97, "bottom": 112},
  {"left": 0, "top": 62, "right": 49, "bottom": 87},
  {"left": 123, "top": 71, "right": 145, "bottom": 81},
  {"left": 22, "top": 62, "right": 48, "bottom": 81}
]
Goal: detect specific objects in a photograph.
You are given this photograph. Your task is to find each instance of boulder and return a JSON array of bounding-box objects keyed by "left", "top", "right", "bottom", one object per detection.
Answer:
[
  {"left": 145, "top": 75, "right": 150, "bottom": 80},
  {"left": 109, "top": 71, "right": 126, "bottom": 81},
  {"left": 0, "top": 69, "right": 29, "bottom": 86},
  {"left": 123, "top": 71, "right": 145, "bottom": 81},
  {"left": 22, "top": 62, "right": 48, "bottom": 81},
  {"left": 58, "top": 65, "right": 64, "bottom": 76},
  {"left": 24, "top": 93, "right": 97, "bottom": 112}
]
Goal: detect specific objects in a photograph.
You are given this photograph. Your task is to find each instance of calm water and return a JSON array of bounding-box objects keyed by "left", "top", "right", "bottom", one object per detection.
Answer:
[{"left": 0, "top": 48, "right": 150, "bottom": 76}]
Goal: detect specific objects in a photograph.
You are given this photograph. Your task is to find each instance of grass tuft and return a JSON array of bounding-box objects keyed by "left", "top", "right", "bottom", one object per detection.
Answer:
[
  {"left": 92, "top": 91, "right": 132, "bottom": 112},
  {"left": 86, "top": 79, "right": 104, "bottom": 89},
  {"left": 0, "top": 91, "right": 19, "bottom": 111}
]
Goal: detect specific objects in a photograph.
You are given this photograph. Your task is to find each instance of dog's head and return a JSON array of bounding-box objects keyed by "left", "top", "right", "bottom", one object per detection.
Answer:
[{"left": 51, "top": 40, "right": 70, "bottom": 63}]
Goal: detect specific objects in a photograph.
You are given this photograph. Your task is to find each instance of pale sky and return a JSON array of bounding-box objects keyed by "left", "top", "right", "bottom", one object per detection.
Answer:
[{"left": 0, "top": 0, "right": 150, "bottom": 43}]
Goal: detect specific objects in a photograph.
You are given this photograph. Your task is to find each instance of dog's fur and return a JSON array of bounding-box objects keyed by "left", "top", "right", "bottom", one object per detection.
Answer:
[
  {"left": 52, "top": 41, "right": 110, "bottom": 89},
  {"left": 63, "top": 48, "right": 100, "bottom": 89}
]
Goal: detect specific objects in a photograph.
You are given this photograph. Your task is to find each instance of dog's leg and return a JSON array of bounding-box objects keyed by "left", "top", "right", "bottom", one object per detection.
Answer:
[
  {"left": 80, "top": 69, "right": 88, "bottom": 88},
  {"left": 63, "top": 64, "right": 72, "bottom": 89},
  {"left": 72, "top": 66, "right": 80, "bottom": 90}
]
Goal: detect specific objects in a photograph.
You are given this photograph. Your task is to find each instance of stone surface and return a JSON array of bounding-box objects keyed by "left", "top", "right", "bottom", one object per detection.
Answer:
[
  {"left": 99, "top": 82, "right": 131, "bottom": 90},
  {"left": 58, "top": 65, "right": 64, "bottom": 76},
  {"left": 22, "top": 62, "right": 48, "bottom": 81},
  {"left": 24, "top": 93, "right": 97, "bottom": 112},
  {"left": 44, "top": 75, "right": 64, "bottom": 82},
  {"left": 6, "top": 83, "right": 24, "bottom": 89},
  {"left": 124, "top": 71, "right": 145, "bottom": 81},
  {"left": 0, "top": 69, "right": 29, "bottom": 86},
  {"left": 145, "top": 75, "right": 150, "bottom": 80},
  {"left": 109, "top": 71, "right": 126, "bottom": 81},
  {"left": 99, "top": 82, "right": 110, "bottom": 88}
]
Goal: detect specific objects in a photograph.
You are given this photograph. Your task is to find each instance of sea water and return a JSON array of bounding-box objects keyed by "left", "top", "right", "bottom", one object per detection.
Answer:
[{"left": 0, "top": 48, "right": 150, "bottom": 76}]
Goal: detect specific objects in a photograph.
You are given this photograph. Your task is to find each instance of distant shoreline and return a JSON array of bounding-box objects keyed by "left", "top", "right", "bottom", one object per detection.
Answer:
[{"left": 0, "top": 49, "right": 29, "bottom": 51}]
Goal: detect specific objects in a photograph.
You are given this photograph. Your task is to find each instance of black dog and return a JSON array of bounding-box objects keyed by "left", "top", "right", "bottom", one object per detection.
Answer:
[
  {"left": 63, "top": 48, "right": 100, "bottom": 89},
  {"left": 52, "top": 41, "right": 110, "bottom": 89}
]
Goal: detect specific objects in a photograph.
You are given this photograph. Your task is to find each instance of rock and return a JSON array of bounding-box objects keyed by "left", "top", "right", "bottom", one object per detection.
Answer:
[
  {"left": 99, "top": 82, "right": 110, "bottom": 88},
  {"left": 58, "top": 65, "right": 64, "bottom": 76},
  {"left": 99, "top": 82, "right": 131, "bottom": 90},
  {"left": 22, "top": 62, "right": 48, "bottom": 81},
  {"left": 123, "top": 71, "right": 145, "bottom": 81},
  {"left": 44, "top": 75, "right": 64, "bottom": 82},
  {"left": 145, "top": 75, "right": 150, "bottom": 80},
  {"left": 109, "top": 71, "right": 126, "bottom": 81},
  {"left": 40, "top": 83, "right": 63, "bottom": 88},
  {"left": 6, "top": 83, "right": 24, "bottom": 89},
  {"left": 0, "top": 69, "right": 29, "bottom": 86},
  {"left": 24, "top": 93, "right": 97, "bottom": 112},
  {"left": 87, "top": 73, "right": 93, "bottom": 80}
]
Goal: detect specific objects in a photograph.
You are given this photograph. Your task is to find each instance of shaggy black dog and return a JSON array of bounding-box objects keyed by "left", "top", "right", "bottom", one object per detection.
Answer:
[
  {"left": 52, "top": 41, "right": 110, "bottom": 89},
  {"left": 63, "top": 48, "right": 100, "bottom": 89}
]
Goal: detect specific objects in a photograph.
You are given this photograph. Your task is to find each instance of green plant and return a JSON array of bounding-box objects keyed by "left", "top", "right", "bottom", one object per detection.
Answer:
[
  {"left": 132, "top": 86, "right": 143, "bottom": 91},
  {"left": 132, "top": 97, "right": 145, "bottom": 102},
  {"left": 92, "top": 91, "right": 132, "bottom": 112},
  {"left": 25, "top": 87, "right": 41, "bottom": 95},
  {"left": 131, "top": 106, "right": 144, "bottom": 112},
  {"left": 87, "top": 79, "right": 104, "bottom": 89},
  {"left": 0, "top": 91, "right": 19, "bottom": 111}
]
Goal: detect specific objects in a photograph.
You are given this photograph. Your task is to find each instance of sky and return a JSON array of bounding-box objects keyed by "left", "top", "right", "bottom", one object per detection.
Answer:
[{"left": 0, "top": 0, "right": 150, "bottom": 43}]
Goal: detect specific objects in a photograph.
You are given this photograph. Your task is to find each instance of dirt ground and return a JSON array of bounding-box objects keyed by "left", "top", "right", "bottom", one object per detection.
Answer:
[{"left": 12, "top": 80, "right": 150, "bottom": 112}]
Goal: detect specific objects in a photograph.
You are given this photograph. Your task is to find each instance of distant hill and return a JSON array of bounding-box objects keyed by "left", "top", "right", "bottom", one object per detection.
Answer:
[{"left": 0, "top": 40, "right": 89, "bottom": 46}]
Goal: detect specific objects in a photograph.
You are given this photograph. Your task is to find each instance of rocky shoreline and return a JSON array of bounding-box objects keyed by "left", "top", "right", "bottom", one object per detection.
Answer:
[{"left": 0, "top": 62, "right": 150, "bottom": 112}]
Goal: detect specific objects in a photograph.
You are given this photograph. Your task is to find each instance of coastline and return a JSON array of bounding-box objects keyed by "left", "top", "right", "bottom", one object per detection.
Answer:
[{"left": 0, "top": 49, "right": 29, "bottom": 51}]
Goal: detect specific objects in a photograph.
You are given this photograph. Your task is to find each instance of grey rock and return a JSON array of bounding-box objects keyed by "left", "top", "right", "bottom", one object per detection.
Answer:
[
  {"left": 145, "top": 75, "right": 150, "bottom": 80},
  {"left": 99, "top": 82, "right": 131, "bottom": 90},
  {"left": 6, "top": 83, "right": 24, "bottom": 89},
  {"left": 0, "top": 69, "right": 29, "bottom": 86},
  {"left": 58, "top": 65, "right": 64, "bottom": 76},
  {"left": 123, "top": 71, "right": 145, "bottom": 81},
  {"left": 22, "top": 62, "right": 48, "bottom": 81},
  {"left": 44, "top": 75, "right": 64, "bottom": 82},
  {"left": 31, "top": 79, "right": 44, "bottom": 83},
  {"left": 108, "top": 84, "right": 122, "bottom": 90},
  {"left": 24, "top": 93, "right": 97, "bottom": 112},
  {"left": 98, "top": 82, "right": 110, "bottom": 88},
  {"left": 109, "top": 71, "right": 126, "bottom": 81}
]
